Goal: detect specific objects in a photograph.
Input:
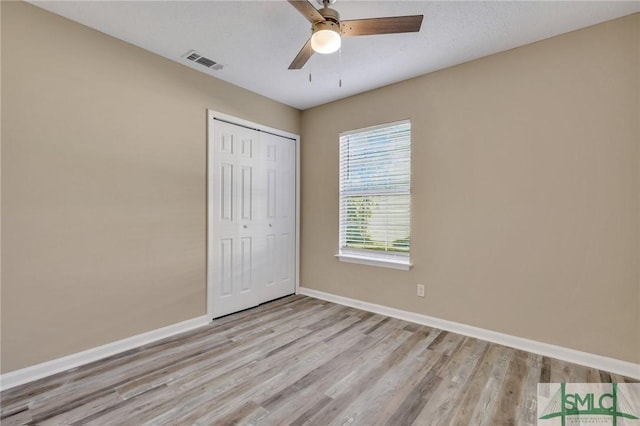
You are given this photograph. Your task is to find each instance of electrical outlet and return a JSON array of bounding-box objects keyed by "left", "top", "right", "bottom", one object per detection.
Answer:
[{"left": 417, "top": 284, "right": 425, "bottom": 297}]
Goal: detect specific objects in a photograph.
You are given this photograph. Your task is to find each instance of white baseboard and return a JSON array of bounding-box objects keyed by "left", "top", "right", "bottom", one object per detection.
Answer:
[
  {"left": 0, "top": 315, "right": 210, "bottom": 391},
  {"left": 298, "top": 287, "right": 640, "bottom": 380}
]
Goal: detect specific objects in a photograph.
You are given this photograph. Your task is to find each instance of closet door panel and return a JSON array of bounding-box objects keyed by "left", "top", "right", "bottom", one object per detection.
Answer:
[{"left": 211, "top": 121, "right": 262, "bottom": 317}]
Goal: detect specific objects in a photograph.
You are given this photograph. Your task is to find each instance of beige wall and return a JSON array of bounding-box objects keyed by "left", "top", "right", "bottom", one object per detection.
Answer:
[
  {"left": 301, "top": 14, "right": 640, "bottom": 364},
  {"left": 1, "top": 0, "right": 638, "bottom": 375},
  {"left": 1, "top": 1, "right": 300, "bottom": 373}
]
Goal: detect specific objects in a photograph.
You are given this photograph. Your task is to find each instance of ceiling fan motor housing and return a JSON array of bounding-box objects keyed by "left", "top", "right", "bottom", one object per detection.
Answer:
[
  {"left": 312, "top": 19, "right": 340, "bottom": 35},
  {"left": 318, "top": 6, "right": 340, "bottom": 26}
]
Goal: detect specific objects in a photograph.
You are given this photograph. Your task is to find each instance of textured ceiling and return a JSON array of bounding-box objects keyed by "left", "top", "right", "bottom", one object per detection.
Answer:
[{"left": 29, "top": 1, "right": 640, "bottom": 110}]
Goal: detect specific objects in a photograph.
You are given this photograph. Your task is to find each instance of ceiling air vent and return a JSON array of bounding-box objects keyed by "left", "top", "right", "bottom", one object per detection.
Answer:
[{"left": 183, "top": 50, "right": 224, "bottom": 71}]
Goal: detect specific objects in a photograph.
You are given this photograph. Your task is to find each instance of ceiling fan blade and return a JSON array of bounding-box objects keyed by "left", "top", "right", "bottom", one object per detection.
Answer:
[
  {"left": 287, "top": 0, "right": 325, "bottom": 23},
  {"left": 289, "top": 38, "right": 314, "bottom": 69},
  {"left": 341, "top": 15, "right": 424, "bottom": 37}
]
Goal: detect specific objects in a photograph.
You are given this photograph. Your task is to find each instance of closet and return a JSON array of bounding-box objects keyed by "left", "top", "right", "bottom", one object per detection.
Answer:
[{"left": 207, "top": 111, "right": 298, "bottom": 318}]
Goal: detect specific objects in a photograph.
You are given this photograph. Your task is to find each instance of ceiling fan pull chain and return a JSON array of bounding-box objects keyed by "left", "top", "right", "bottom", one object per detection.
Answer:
[{"left": 338, "top": 47, "right": 342, "bottom": 88}]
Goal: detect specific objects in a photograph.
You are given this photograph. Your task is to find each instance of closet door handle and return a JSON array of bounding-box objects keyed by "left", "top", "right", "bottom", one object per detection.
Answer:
[{"left": 243, "top": 225, "right": 247, "bottom": 229}]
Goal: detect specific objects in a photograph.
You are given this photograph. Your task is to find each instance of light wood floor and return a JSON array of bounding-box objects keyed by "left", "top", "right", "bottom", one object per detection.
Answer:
[{"left": 1, "top": 295, "right": 636, "bottom": 425}]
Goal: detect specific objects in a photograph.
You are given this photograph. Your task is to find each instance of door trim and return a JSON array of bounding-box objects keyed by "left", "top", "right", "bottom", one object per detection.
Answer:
[{"left": 206, "top": 110, "right": 301, "bottom": 320}]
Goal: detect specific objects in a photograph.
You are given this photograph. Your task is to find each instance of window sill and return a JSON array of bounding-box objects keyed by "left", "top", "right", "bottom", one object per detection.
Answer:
[{"left": 335, "top": 253, "right": 412, "bottom": 270}]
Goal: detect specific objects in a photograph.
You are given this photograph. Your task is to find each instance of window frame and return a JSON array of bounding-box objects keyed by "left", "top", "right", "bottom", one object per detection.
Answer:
[{"left": 336, "top": 120, "right": 412, "bottom": 270}]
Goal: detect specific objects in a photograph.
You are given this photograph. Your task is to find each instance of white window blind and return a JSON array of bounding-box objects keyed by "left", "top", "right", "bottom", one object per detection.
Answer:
[{"left": 339, "top": 120, "right": 411, "bottom": 268}]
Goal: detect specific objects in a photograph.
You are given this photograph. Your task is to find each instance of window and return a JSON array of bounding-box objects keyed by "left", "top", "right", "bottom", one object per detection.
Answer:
[{"left": 338, "top": 120, "right": 411, "bottom": 270}]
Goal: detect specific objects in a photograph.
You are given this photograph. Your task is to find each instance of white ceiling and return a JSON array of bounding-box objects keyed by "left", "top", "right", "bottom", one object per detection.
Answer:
[{"left": 30, "top": 1, "right": 640, "bottom": 110}]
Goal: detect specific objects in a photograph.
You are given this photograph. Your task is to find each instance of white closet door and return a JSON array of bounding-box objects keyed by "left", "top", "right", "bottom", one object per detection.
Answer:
[
  {"left": 210, "top": 120, "right": 264, "bottom": 317},
  {"left": 209, "top": 118, "right": 296, "bottom": 318},
  {"left": 261, "top": 132, "right": 296, "bottom": 302}
]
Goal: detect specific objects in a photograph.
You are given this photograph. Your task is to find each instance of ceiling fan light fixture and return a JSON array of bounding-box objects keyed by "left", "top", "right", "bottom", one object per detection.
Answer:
[{"left": 311, "top": 21, "right": 341, "bottom": 54}]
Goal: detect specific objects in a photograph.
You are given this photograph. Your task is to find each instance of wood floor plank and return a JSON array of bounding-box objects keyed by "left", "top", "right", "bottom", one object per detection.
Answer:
[
  {"left": 143, "top": 313, "right": 379, "bottom": 424},
  {"left": 299, "top": 330, "right": 418, "bottom": 424},
  {"left": 336, "top": 329, "right": 443, "bottom": 426},
  {"left": 248, "top": 323, "right": 394, "bottom": 424},
  {"left": 385, "top": 369, "right": 443, "bottom": 425},
  {"left": 290, "top": 395, "right": 334, "bottom": 426},
  {"left": 412, "top": 338, "right": 490, "bottom": 425},
  {"left": 242, "top": 321, "right": 408, "bottom": 425},
  {"left": 322, "top": 330, "right": 414, "bottom": 399},
  {"left": 326, "top": 328, "right": 439, "bottom": 426},
  {"left": 445, "top": 343, "right": 506, "bottom": 426},
  {"left": 206, "top": 400, "right": 262, "bottom": 426},
  {"left": 514, "top": 353, "right": 544, "bottom": 426},
  {"left": 37, "top": 391, "right": 124, "bottom": 426},
  {"left": 488, "top": 349, "right": 530, "bottom": 425},
  {"left": 467, "top": 346, "right": 515, "bottom": 426},
  {"left": 184, "top": 341, "right": 384, "bottom": 424},
  {"left": 1, "top": 295, "right": 636, "bottom": 426},
  {"left": 131, "top": 325, "right": 320, "bottom": 423},
  {"left": 27, "top": 328, "right": 234, "bottom": 422},
  {"left": 78, "top": 385, "right": 173, "bottom": 426},
  {"left": 0, "top": 407, "right": 32, "bottom": 426}
]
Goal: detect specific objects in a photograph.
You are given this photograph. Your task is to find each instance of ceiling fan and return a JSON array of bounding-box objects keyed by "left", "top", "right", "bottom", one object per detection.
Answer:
[{"left": 287, "top": 0, "right": 424, "bottom": 70}]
